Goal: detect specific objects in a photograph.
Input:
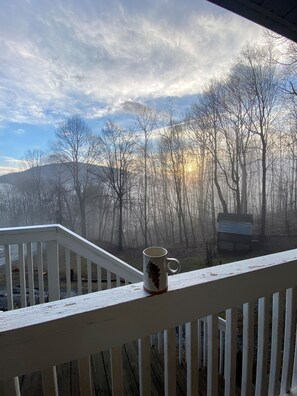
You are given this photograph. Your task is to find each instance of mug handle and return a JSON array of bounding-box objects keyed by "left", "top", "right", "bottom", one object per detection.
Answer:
[{"left": 166, "top": 258, "right": 181, "bottom": 274}]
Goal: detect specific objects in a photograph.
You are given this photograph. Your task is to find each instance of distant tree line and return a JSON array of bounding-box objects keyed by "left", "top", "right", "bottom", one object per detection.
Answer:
[{"left": 1, "top": 39, "right": 297, "bottom": 249}]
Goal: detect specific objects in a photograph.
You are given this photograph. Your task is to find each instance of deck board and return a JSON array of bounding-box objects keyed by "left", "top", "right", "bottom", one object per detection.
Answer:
[{"left": 19, "top": 341, "right": 194, "bottom": 395}]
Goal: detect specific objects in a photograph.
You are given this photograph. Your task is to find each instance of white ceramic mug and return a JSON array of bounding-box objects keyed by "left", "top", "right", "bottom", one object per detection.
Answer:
[{"left": 143, "top": 247, "right": 181, "bottom": 294}]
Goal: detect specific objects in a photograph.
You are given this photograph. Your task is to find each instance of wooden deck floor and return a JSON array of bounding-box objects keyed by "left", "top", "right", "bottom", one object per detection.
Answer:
[{"left": 19, "top": 342, "right": 225, "bottom": 395}]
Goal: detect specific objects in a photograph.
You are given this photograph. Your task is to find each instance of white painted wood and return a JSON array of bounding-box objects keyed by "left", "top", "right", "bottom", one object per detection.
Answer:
[
  {"left": 65, "top": 248, "right": 71, "bottom": 298},
  {"left": 164, "top": 327, "right": 176, "bottom": 396},
  {"left": 158, "top": 331, "right": 162, "bottom": 353},
  {"left": 18, "top": 243, "right": 26, "bottom": 308},
  {"left": 0, "top": 377, "right": 20, "bottom": 396},
  {"left": 292, "top": 316, "right": 297, "bottom": 389},
  {"left": 241, "top": 302, "right": 254, "bottom": 396},
  {"left": 268, "top": 291, "right": 285, "bottom": 396},
  {"left": 26, "top": 242, "right": 35, "bottom": 306},
  {"left": 78, "top": 356, "right": 93, "bottom": 396},
  {"left": 3, "top": 251, "right": 297, "bottom": 380},
  {"left": 197, "top": 320, "right": 202, "bottom": 370},
  {"left": 42, "top": 366, "right": 58, "bottom": 396},
  {"left": 87, "top": 259, "right": 92, "bottom": 293},
  {"left": 0, "top": 225, "right": 58, "bottom": 245},
  {"left": 224, "top": 308, "right": 237, "bottom": 396},
  {"left": 77, "top": 254, "right": 82, "bottom": 295},
  {"left": 138, "top": 337, "right": 150, "bottom": 396},
  {"left": 57, "top": 225, "right": 142, "bottom": 283},
  {"left": 203, "top": 320, "right": 207, "bottom": 367},
  {"left": 47, "top": 240, "right": 60, "bottom": 302},
  {"left": 37, "top": 242, "right": 45, "bottom": 304},
  {"left": 107, "top": 270, "right": 111, "bottom": 289},
  {"left": 178, "top": 325, "right": 183, "bottom": 365},
  {"left": 116, "top": 275, "right": 121, "bottom": 288},
  {"left": 97, "top": 266, "right": 102, "bottom": 291},
  {"left": 207, "top": 315, "right": 218, "bottom": 396},
  {"left": 185, "top": 321, "right": 198, "bottom": 395},
  {"left": 281, "top": 287, "right": 297, "bottom": 395},
  {"left": 255, "top": 297, "right": 269, "bottom": 396},
  {"left": 5, "top": 245, "right": 13, "bottom": 311},
  {"left": 219, "top": 328, "right": 224, "bottom": 375}
]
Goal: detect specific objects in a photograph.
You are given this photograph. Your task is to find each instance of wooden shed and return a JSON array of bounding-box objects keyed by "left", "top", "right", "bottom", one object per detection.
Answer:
[{"left": 217, "top": 213, "right": 253, "bottom": 252}]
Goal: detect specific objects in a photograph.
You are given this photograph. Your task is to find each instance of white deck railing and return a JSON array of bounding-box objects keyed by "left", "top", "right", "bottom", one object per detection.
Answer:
[
  {"left": 0, "top": 224, "right": 142, "bottom": 310},
  {"left": 1, "top": 226, "right": 297, "bottom": 395}
]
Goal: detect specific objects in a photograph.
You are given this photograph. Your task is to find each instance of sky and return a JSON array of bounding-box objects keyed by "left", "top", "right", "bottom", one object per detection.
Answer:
[{"left": 0, "top": 0, "right": 264, "bottom": 175}]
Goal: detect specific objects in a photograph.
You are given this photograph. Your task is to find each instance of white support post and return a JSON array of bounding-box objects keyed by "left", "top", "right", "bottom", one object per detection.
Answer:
[
  {"left": 255, "top": 297, "right": 269, "bottom": 396},
  {"left": 207, "top": 315, "right": 218, "bottom": 396},
  {"left": 241, "top": 302, "right": 255, "bottom": 396},
  {"left": 77, "top": 254, "right": 82, "bottom": 295},
  {"left": 97, "top": 266, "right": 102, "bottom": 291},
  {"left": 87, "top": 260, "right": 92, "bottom": 293},
  {"left": 185, "top": 321, "right": 199, "bottom": 395},
  {"left": 65, "top": 248, "right": 71, "bottom": 298},
  {"left": 5, "top": 245, "right": 13, "bottom": 311},
  {"left": 46, "top": 240, "right": 60, "bottom": 302},
  {"left": 27, "top": 242, "right": 35, "bottom": 306},
  {"left": 107, "top": 270, "right": 112, "bottom": 289},
  {"left": 110, "top": 346, "right": 123, "bottom": 396},
  {"left": 164, "top": 327, "right": 176, "bottom": 396},
  {"left": 281, "top": 287, "right": 297, "bottom": 395},
  {"left": 138, "top": 337, "right": 151, "bottom": 396},
  {"left": 224, "top": 308, "right": 237, "bottom": 396},
  {"left": 18, "top": 243, "right": 26, "bottom": 308},
  {"left": 268, "top": 291, "right": 285, "bottom": 396},
  {"left": 37, "top": 242, "right": 44, "bottom": 304}
]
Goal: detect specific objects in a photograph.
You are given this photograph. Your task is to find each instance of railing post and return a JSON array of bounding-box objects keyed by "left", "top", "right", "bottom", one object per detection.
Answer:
[{"left": 46, "top": 240, "right": 60, "bottom": 302}]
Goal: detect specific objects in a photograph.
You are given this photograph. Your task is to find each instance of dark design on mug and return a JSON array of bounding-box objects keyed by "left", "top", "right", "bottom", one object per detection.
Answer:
[{"left": 146, "top": 260, "right": 160, "bottom": 289}]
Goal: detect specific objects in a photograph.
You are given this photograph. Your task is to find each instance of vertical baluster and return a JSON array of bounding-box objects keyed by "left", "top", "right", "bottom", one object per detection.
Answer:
[
  {"left": 280, "top": 287, "right": 297, "bottom": 395},
  {"left": 198, "top": 320, "right": 202, "bottom": 370},
  {"left": 224, "top": 308, "right": 237, "bottom": 396},
  {"left": 219, "top": 329, "right": 224, "bottom": 375},
  {"left": 0, "top": 377, "right": 21, "bottom": 396},
  {"left": 255, "top": 297, "right": 269, "bottom": 396},
  {"left": 41, "top": 366, "right": 58, "bottom": 396},
  {"left": 27, "top": 242, "right": 35, "bottom": 306},
  {"left": 207, "top": 315, "right": 218, "bottom": 396},
  {"left": 87, "top": 259, "right": 92, "bottom": 293},
  {"left": 268, "top": 291, "right": 285, "bottom": 395},
  {"left": 241, "top": 302, "right": 255, "bottom": 396},
  {"left": 138, "top": 337, "right": 151, "bottom": 396},
  {"left": 125, "top": 279, "right": 129, "bottom": 285},
  {"left": 178, "top": 325, "right": 183, "bottom": 365},
  {"left": 185, "top": 321, "right": 199, "bottom": 395},
  {"left": 97, "top": 266, "right": 102, "bottom": 291},
  {"left": 78, "top": 356, "right": 93, "bottom": 396},
  {"left": 5, "top": 245, "right": 13, "bottom": 311},
  {"left": 164, "top": 327, "right": 176, "bottom": 396},
  {"left": 203, "top": 319, "right": 208, "bottom": 367},
  {"left": 18, "top": 243, "right": 26, "bottom": 308},
  {"left": 46, "top": 240, "right": 60, "bottom": 302},
  {"left": 65, "top": 248, "right": 71, "bottom": 298},
  {"left": 116, "top": 275, "right": 121, "bottom": 288},
  {"left": 110, "top": 346, "right": 123, "bottom": 396},
  {"left": 158, "top": 332, "right": 162, "bottom": 353},
  {"left": 37, "top": 242, "right": 44, "bottom": 304},
  {"left": 107, "top": 270, "right": 111, "bottom": 289},
  {"left": 77, "top": 254, "right": 82, "bottom": 295}
]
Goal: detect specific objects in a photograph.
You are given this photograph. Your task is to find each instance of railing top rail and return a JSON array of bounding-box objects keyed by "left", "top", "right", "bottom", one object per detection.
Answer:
[
  {"left": 1, "top": 248, "right": 297, "bottom": 380},
  {"left": 0, "top": 224, "right": 142, "bottom": 282},
  {"left": 0, "top": 224, "right": 59, "bottom": 244},
  {"left": 56, "top": 224, "right": 142, "bottom": 283}
]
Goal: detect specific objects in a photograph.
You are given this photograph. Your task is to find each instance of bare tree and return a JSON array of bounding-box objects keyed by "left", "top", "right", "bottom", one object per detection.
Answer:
[
  {"left": 96, "top": 121, "right": 138, "bottom": 251},
  {"left": 51, "top": 116, "right": 98, "bottom": 238}
]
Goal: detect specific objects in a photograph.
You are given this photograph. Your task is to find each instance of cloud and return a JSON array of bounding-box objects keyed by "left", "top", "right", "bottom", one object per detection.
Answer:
[
  {"left": 0, "top": 0, "right": 265, "bottom": 128},
  {"left": 0, "top": 156, "right": 22, "bottom": 175}
]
